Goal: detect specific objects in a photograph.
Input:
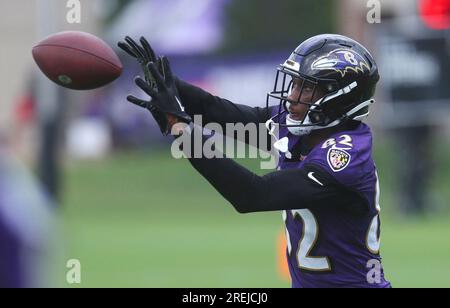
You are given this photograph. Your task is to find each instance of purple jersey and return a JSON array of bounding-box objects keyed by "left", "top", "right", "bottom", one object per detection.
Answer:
[
  {"left": 0, "top": 151, "right": 55, "bottom": 288},
  {"left": 275, "top": 116, "right": 390, "bottom": 288},
  {"left": 0, "top": 213, "right": 26, "bottom": 288}
]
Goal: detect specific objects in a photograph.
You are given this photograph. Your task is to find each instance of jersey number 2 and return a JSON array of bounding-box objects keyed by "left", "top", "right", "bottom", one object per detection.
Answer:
[
  {"left": 283, "top": 209, "right": 331, "bottom": 271},
  {"left": 282, "top": 174, "right": 382, "bottom": 272}
]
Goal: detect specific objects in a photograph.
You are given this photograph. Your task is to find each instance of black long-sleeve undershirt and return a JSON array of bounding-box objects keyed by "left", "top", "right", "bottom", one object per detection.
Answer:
[
  {"left": 176, "top": 78, "right": 269, "bottom": 126},
  {"left": 177, "top": 128, "right": 369, "bottom": 214},
  {"left": 175, "top": 78, "right": 271, "bottom": 148},
  {"left": 173, "top": 79, "right": 368, "bottom": 214}
]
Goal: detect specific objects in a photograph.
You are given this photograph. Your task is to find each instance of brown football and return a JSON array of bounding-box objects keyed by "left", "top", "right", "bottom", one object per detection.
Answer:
[{"left": 32, "top": 31, "right": 123, "bottom": 90}]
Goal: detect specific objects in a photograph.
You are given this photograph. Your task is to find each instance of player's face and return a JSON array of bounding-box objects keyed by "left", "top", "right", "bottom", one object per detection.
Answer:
[{"left": 287, "top": 78, "right": 323, "bottom": 121}]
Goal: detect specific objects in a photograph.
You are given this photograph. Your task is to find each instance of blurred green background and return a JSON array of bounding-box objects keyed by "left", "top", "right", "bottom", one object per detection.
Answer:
[
  {"left": 2, "top": 0, "right": 450, "bottom": 288},
  {"left": 62, "top": 136, "right": 450, "bottom": 287}
]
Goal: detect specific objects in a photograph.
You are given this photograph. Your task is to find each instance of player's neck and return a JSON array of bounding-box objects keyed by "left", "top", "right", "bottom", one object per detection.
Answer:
[{"left": 304, "top": 121, "right": 359, "bottom": 149}]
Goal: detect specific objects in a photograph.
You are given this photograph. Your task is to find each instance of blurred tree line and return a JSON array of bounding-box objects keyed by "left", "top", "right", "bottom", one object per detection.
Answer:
[
  {"left": 104, "top": 0, "right": 335, "bottom": 53},
  {"left": 221, "top": 0, "right": 336, "bottom": 53}
]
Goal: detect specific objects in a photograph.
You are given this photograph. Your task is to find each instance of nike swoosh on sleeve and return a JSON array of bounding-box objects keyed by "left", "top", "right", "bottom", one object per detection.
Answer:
[{"left": 308, "top": 172, "right": 324, "bottom": 186}]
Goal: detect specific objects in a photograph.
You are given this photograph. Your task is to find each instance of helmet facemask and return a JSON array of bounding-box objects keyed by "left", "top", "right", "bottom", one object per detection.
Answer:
[
  {"left": 266, "top": 66, "right": 340, "bottom": 136},
  {"left": 266, "top": 67, "right": 375, "bottom": 137}
]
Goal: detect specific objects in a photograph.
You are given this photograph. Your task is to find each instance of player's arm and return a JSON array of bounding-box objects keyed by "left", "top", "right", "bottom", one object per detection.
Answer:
[
  {"left": 125, "top": 59, "right": 368, "bottom": 213},
  {"left": 118, "top": 36, "right": 270, "bottom": 127},
  {"left": 175, "top": 78, "right": 271, "bottom": 148},
  {"left": 118, "top": 37, "right": 271, "bottom": 147},
  {"left": 175, "top": 78, "right": 270, "bottom": 130},
  {"left": 179, "top": 127, "right": 369, "bottom": 214}
]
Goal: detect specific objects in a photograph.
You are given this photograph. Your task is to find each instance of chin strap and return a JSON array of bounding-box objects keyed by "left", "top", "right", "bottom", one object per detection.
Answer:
[{"left": 265, "top": 119, "right": 292, "bottom": 159}]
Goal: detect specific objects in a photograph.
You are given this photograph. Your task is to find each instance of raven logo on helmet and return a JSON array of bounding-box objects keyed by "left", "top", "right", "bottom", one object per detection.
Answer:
[{"left": 311, "top": 48, "right": 370, "bottom": 78}]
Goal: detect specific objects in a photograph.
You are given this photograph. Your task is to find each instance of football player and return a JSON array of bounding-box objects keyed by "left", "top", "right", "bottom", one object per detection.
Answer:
[
  {"left": 0, "top": 146, "right": 55, "bottom": 288},
  {"left": 119, "top": 34, "right": 391, "bottom": 288}
]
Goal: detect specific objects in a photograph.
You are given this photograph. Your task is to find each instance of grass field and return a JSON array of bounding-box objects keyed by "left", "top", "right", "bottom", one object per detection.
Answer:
[{"left": 61, "top": 139, "right": 450, "bottom": 288}]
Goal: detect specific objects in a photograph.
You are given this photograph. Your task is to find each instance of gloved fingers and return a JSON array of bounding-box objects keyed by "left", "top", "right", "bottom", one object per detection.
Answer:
[
  {"left": 140, "top": 37, "right": 157, "bottom": 62},
  {"left": 160, "top": 56, "right": 174, "bottom": 85},
  {"left": 135, "top": 76, "right": 158, "bottom": 97},
  {"left": 117, "top": 41, "right": 138, "bottom": 58},
  {"left": 157, "top": 57, "right": 165, "bottom": 78},
  {"left": 126, "top": 95, "right": 149, "bottom": 108},
  {"left": 146, "top": 62, "right": 165, "bottom": 89},
  {"left": 125, "top": 36, "right": 147, "bottom": 61}
]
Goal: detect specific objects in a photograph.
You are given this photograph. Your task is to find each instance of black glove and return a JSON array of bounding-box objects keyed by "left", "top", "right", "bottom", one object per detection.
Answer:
[
  {"left": 118, "top": 36, "right": 169, "bottom": 134},
  {"left": 117, "top": 36, "right": 163, "bottom": 85},
  {"left": 127, "top": 57, "right": 192, "bottom": 131}
]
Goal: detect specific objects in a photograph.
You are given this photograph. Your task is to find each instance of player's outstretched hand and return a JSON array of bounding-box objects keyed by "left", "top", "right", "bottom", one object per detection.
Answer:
[
  {"left": 117, "top": 36, "right": 162, "bottom": 85},
  {"left": 118, "top": 36, "right": 171, "bottom": 134},
  {"left": 127, "top": 57, "right": 192, "bottom": 134},
  {"left": 118, "top": 36, "right": 157, "bottom": 63}
]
